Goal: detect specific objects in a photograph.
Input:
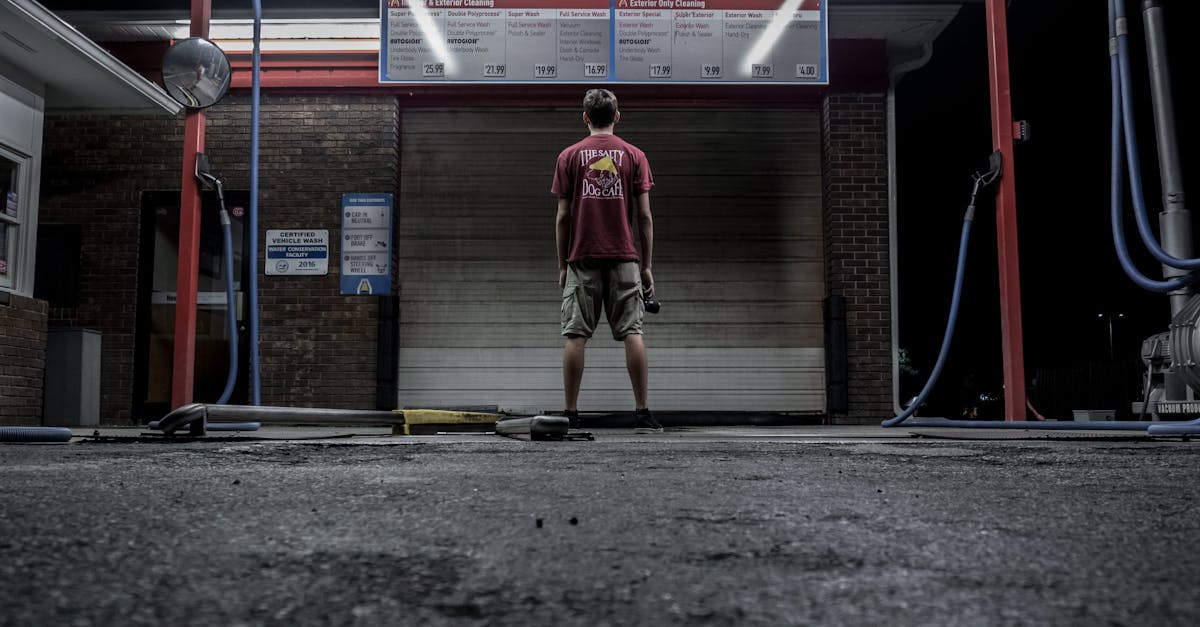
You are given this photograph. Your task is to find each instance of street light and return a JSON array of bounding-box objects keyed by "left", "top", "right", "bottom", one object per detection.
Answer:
[{"left": 1097, "top": 312, "right": 1126, "bottom": 361}]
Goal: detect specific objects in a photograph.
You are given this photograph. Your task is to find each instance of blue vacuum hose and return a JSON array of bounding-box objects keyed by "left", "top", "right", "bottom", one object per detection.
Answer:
[
  {"left": 0, "top": 427, "right": 73, "bottom": 443},
  {"left": 1112, "top": 0, "right": 1200, "bottom": 275},
  {"left": 1108, "top": 0, "right": 1194, "bottom": 292},
  {"left": 218, "top": 209, "right": 238, "bottom": 404},
  {"left": 882, "top": 219, "right": 973, "bottom": 427},
  {"left": 883, "top": 156, "right": 999, "bottom": 428}
]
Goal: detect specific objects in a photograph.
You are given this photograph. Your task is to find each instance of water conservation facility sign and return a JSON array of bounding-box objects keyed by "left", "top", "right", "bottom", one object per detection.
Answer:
[
  {"left": 340, "top": 193, "right": 394, "bottom": 296},
  {"left": 380, "top": 0, "right": 827, "bottom": 84},
  {"left": 266, "top": 230, "right": 329, "bottom": 275}
]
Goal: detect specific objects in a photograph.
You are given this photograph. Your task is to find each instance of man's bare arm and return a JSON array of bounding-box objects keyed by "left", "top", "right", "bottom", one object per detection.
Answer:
[
  {"left": 556, "top": 197, "right": 571, "bottom": 289},
  {"left": 636, "top": 191, "right": 654, "bottom": 298}
]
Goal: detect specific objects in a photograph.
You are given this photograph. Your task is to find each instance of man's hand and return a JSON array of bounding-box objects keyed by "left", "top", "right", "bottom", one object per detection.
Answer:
[
  {"left": 641, "top": 267, "right": 655, "bottom": 299},
  {"left": 559, "top": 268, "right": 568, "bottom": 290}
]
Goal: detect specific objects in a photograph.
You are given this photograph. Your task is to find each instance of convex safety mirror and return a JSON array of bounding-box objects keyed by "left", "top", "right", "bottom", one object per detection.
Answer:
[{"left": 162, "top": 37, "right": 232, "bottom": 109}]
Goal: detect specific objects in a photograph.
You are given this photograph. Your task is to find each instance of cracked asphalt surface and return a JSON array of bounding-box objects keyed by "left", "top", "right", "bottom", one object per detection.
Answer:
[{"left": 1, "top": 430, "right": 1198, "bottom": 626}]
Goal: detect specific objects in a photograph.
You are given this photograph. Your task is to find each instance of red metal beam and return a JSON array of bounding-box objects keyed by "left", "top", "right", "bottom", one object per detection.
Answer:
[
  {"left": 170, "top": 0, "right": 211, "bottom": 410},
  {"left": 984, "top": 0, "right": 1027, "bottom": 421}
]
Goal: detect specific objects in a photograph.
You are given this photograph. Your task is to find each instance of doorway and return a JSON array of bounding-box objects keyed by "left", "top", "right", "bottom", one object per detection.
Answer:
[{"left": 134, "top": 190, "right": 250, "bottom": 422}]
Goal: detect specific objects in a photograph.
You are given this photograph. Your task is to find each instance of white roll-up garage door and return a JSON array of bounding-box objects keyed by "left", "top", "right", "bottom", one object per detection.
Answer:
[{"left": 397, "top": 108, "right": 824, "bottom": 414}]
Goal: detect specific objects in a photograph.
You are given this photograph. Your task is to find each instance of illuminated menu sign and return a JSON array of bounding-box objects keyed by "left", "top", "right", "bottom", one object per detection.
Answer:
[{"left": 380, "top": 0, "right": 827, "bottom": 84}]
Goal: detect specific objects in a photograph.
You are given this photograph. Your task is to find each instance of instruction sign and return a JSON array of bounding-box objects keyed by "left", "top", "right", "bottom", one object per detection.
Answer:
[
  {"left": 379, "top": 0, "right": 827, "bottom": 84},
  {"left": 340, "top": 193, "right": 394, "bottom": 295},
  {"left": 266, "top": 229, "right": 329, "bottom": 275}
]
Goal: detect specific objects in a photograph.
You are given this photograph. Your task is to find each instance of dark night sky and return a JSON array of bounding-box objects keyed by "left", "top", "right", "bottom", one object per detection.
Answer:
[{"left": 894, "top": 0, "right": 1200, "bottom": 416}]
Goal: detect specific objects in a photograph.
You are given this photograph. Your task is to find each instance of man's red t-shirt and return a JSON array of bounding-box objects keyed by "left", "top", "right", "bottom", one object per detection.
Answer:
[{"left": 552, "top": 133, "right": 654, "bottom": 263}]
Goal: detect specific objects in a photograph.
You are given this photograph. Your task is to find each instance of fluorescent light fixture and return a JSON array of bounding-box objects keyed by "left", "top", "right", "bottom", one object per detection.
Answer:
[{"left": 742, "top": 0, "right": 802, "bottom": 73}]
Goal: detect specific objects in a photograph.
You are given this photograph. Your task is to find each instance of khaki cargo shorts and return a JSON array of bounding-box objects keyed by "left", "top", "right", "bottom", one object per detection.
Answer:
[{"left": 561, "top": 260, "right": 644, "bottom": 341}]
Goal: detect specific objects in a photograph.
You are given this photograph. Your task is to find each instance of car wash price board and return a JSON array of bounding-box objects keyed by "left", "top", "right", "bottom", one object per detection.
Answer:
[
  {"left": 380, "top": 0, "right": 826, "bottom": 84},
  {"left": 340, "top": 193, "right": 394, "bottom": 296}
]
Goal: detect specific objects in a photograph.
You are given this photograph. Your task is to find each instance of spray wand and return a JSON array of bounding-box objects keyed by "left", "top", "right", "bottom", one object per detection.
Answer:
[
  {"left": 884, "top": 151, "right": 1002, "bottom": 426},
  {"left": 195, "top": 154, "right": 239, "bottom": 405}
]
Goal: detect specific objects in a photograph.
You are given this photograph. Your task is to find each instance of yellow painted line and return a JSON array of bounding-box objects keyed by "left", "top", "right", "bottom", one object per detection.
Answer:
[{"left": 394, "top": 409, "right": 505, "bottom": 435}]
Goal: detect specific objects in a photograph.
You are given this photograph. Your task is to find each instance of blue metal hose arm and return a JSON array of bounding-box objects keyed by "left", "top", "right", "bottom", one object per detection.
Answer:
[
  {"left": 217, "top": 212, "right": 238, "bottom": 404},
  {"left": 249, "top": 0, "right": 262, "bottom": 405},
  {"left": 881, "top": 217, "right": 971, "bottom": 427},
  {"left": 1113, "top": 0, "right": 1200, "bottom": 271},
  {"left": 1108, "top": 2, "right": 1197, "bottom": 292},
  {"left": 883, "top": 154, "right": 999, "bottom": 428}
]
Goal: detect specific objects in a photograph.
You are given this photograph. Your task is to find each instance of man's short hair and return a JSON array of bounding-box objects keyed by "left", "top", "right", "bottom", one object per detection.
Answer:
[{"left": 584, "top": 89, "right": 618, "bottom": 128}]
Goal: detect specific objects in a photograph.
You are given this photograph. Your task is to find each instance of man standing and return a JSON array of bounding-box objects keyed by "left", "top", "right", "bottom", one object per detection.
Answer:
[{"left": 552, "top": 88, "right": 662, "bottom": 433}]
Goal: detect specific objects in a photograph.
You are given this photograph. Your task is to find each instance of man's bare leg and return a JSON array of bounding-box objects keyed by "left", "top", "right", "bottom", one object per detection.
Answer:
[
  {"left": 563, "top": 335, "right": 587, "bottom": 411},
  {"left": 624, "top": 333, "right": 648, "bottom": 409}
]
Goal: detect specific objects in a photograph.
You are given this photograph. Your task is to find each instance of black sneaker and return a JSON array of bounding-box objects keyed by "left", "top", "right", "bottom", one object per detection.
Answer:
[
  {"left": 562, "top": 410, "right": 580, "bottom": 429},
  {"left": 633, "top": 408, "right": 663, "bottom": 433}
]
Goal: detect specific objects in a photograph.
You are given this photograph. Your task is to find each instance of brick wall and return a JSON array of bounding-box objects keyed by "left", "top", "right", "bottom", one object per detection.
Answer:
[
  {"left": 40, "top": 115, "right": 182, "bottom": 424},
  {"left": 822, "top": 94, "right": 893, "bottom": 423},
  {"left": 205, "top": 94, "right": 398, "bottom": 409},
  {"left": 0, "top": 294, "right": 48, "bottom": 425},
  {"left": 37, "top": 91, "right": 889, "bottom": 422},
  {"left": 40, "top": 94, "right": 398, "bottom": 423}
]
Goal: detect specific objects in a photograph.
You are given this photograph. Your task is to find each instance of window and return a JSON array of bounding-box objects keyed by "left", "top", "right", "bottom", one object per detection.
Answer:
[{"left": 0, "top": 148, "right": 28, "bottom": 292}]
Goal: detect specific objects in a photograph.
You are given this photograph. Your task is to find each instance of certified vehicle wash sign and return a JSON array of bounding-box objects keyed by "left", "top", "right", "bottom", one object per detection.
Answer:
[{"left": 266, "top": 229, "right": 329, "bottom": 275}]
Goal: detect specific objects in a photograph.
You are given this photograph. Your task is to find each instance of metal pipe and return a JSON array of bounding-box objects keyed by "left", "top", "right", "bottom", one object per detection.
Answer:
[
  {"left": 888, "top": 42, "right": 937, "bottom": 415},
  {"left": 148, "top": 420, "right": 260, "bottom": 432},
  {"left": 495, "top": 416, "right": 570, "bottom": 441},
  {"left": 205, "top": 404, "right": 399, "bottom": 424},
  {"left": 1108, "top": 0, "right": 1196, "bottom": 293},
  {"left": 1114, "top": 0, "right": 1200, "bottom": 274},
  {"left": 1142, "top": 0, "right": 1192, "bottom": 315},
  {"left": 156, "top": 403, "right": 403, "bottom": 435}
]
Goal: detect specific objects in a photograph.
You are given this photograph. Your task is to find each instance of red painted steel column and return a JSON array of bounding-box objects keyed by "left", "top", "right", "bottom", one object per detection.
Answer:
[
  {"left": 170, "top": 0, "right": 212, "bottom": 410},
  {"left": 984, "top": 0, "right": 1027, "bottom": 421}
]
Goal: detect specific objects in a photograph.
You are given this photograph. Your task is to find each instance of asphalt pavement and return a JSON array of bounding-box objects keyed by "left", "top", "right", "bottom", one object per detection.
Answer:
[{"left": 1, "top": 425, "right": 1198, "bottom": 626}]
